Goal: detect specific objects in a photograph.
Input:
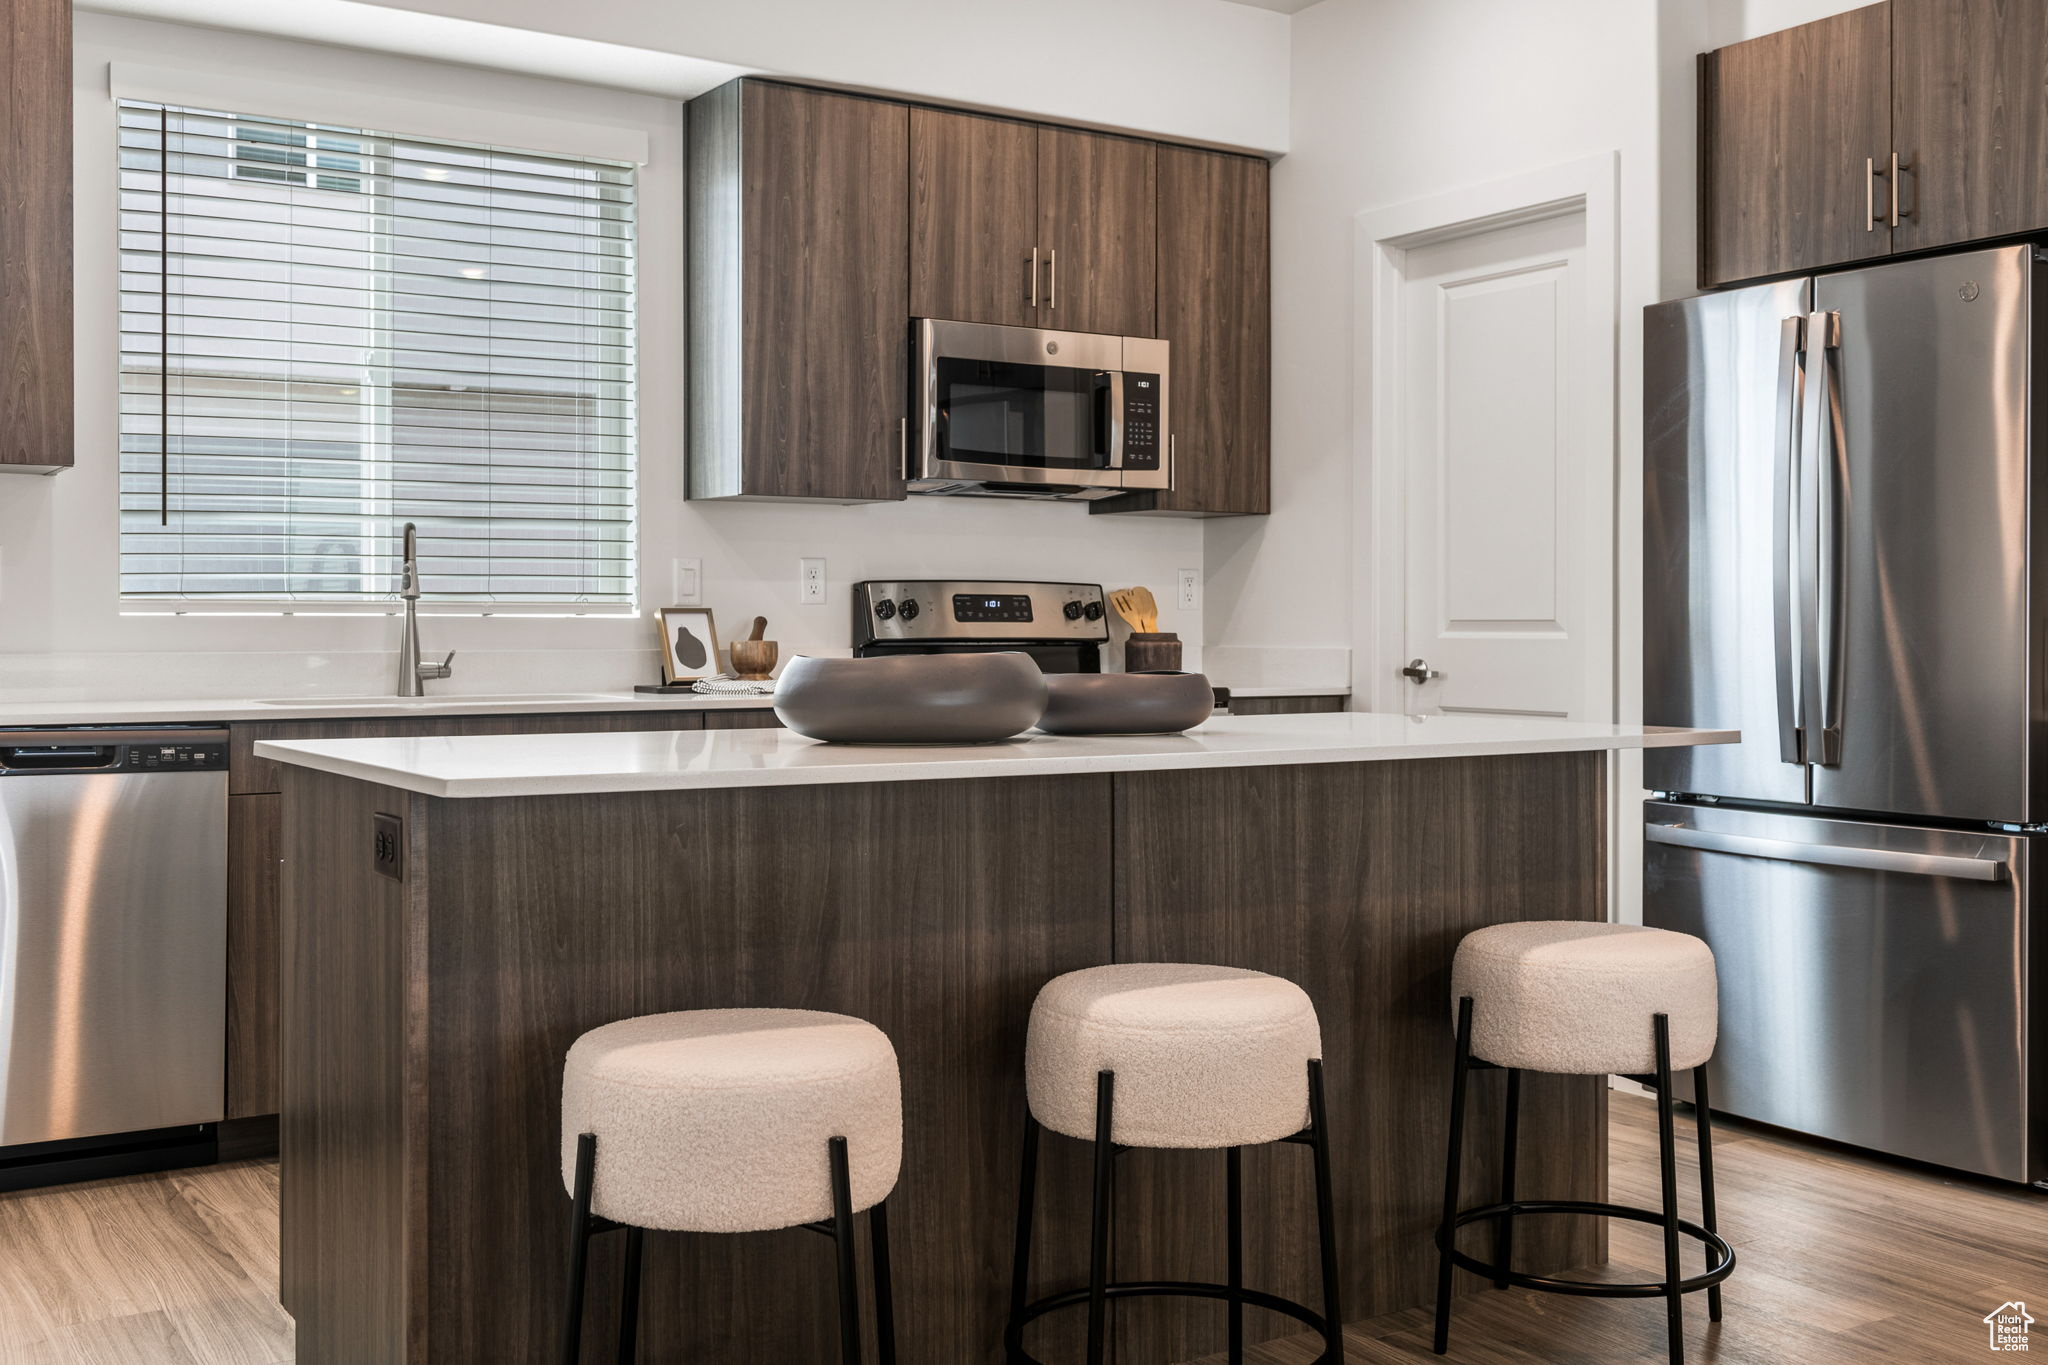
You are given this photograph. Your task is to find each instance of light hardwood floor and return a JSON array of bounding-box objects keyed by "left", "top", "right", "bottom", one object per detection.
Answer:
[{"left": 0, "top": 1096, "right": 2038, "bottom": 1364}]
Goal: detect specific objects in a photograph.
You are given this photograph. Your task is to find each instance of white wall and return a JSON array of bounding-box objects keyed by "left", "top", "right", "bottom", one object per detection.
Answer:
[
  {"left": 0, "top": 13, "right": 1210, "bottom": 702},
  {"left": 84, "top": 0, "right": 1293, "bottom": 153}
]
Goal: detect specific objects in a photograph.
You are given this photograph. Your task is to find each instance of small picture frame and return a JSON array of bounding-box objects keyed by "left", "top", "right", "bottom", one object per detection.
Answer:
[{"left": 656, "top": 607, "right": 721, "bottom": 684}]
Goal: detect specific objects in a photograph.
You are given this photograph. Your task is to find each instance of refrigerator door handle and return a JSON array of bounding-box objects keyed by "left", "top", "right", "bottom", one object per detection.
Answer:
[
  {"left": 1804, "top": 310, "right": 1845, "bottom": 767},
  {"left": 1645, "top": 822, "right": 2008, "bottom": 882},
  {"left": 1772, "top": 314, "right": 1808, "bottom": 766}
]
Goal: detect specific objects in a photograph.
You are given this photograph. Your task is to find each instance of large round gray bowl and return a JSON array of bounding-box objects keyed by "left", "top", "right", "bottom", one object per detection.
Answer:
[
  {"left": 1036, "top": 670, "right": 1215, "bottom": 736},
  {"left": 773, "top": 652, "right": 1049, "bottom": 744}
]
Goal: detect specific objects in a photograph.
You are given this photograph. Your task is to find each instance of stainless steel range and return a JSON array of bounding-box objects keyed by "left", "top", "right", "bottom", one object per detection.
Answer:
[{"left": 852, "top": 580, "right": 1108, "bottom": 673}]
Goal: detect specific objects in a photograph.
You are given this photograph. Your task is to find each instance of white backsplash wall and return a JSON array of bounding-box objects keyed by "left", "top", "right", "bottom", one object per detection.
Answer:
[{"left": 0, "top": 16, "right": 1206, "bottom": 703}]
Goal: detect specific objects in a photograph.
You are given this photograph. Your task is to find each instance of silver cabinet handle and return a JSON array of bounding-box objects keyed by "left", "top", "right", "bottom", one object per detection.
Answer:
[
  {"left": 1028, "top": 247, "right": 1039, "bottom": 308},
  {"left": 1889, "top": 150, "right": 1903, "bottom": 226},
  {"left": 899, "top": 416, "right": 909, "bottom": 477},
  {"left": 1047, "top": 247, "right": 1057, "bottom": 310},
  {"left": 1866, "top": 156, "right": 1877, "bottom": 232},
  {"left": 1646, "top": 823, "right": 2008, "bottom": 882},
  {"left": 1772, "top": 314, "right": 1806, "bottom": 766},
  {"left": 1400, "top": 658, "right": 1441, "bottom": 683}
]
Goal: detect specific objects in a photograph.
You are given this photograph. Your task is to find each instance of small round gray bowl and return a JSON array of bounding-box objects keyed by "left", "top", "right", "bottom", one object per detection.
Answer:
[
  {"left": 773, "top": 652, "right": 1049, "bottom": 744},
  {"left": 1036, "top": 671, "right": 1215, "bottom": 736}
]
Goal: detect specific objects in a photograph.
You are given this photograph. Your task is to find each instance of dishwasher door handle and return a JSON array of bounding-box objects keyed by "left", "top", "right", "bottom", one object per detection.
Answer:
[{"left": 1646, "top": 822, "right": 2008, "bottom": 882}]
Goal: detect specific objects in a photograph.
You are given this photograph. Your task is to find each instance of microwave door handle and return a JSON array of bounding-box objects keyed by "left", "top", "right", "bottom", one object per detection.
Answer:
[
  {"left": 1772, "top": 314, "right": 1806, "bottom": 765},
  {"left": 1103, "top": 370, "right": 1125, "bottom": 468}
]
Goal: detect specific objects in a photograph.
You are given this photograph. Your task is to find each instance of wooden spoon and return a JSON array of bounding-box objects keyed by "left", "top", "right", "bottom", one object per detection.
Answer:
[{"left": 1128, "top": 587, "right": 1159, "bottom": 633}]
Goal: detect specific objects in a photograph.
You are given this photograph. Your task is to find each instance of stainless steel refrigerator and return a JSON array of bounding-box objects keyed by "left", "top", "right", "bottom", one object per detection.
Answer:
[{"left": 1643, "top": 243, "right": 2045, "bottom": 1187}]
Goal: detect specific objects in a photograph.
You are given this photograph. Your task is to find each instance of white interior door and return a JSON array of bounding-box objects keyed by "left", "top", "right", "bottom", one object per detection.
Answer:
[{"left": 1395, "top": 208, "right": 1607, "bottom": 719}]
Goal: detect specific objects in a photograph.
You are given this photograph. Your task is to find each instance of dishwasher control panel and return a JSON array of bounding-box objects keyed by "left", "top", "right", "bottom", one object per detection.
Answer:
[{"left": 0, "top": 729, "right": 230, "bottom": 775}]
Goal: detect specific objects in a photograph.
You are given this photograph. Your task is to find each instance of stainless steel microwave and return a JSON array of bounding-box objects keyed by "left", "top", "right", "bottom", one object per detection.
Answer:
[{"left": 909, "top": 318, "right": 1170, "bottom": 500}]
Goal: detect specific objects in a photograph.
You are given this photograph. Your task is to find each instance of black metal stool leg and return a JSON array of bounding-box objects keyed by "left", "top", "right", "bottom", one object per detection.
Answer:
[
  {"left": 1433, "top": 997, "right": 1476, "bottom": 1356},
  {"left": 1653, "top": 1016, "right": 1685, "bottom": 1365},
  {"left": 828, "top": 1136, "right": 863, "bottom": 1365},
  {"left": 1306, "top": 1058, "right": 1345, "bottom": 1363},
  {"left": 870, "top": 1197, "right": 898, "bottom": 1365},
  {"left": 1008, "top": 1114, "right": 1041, "bottom": 1358},
  {"left": 1495, "top": 1068, "right": 1520, "bottom": 1291},
  {"left": 1693, "top": 1063, "right": 1723, "bottom": 1324},
  {"left": 1087, "top": 1070, "right": 1116, "bottom": 1365},
  {"left": 561, "top": 1132, "right": 598, "bottom": 1365},
  {"left": 616, "top": 1225, "right": 643, "bottom": 1365},
  {"left": 1226, "top": 1145, "right": 1244, "bottom": 1364}
]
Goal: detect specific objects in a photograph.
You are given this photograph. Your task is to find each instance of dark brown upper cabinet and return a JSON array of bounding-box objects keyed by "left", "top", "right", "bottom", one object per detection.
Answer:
[
  {"left": 1, "top": 0, "right": 73, "bottom": 474},
  {"left": 1892, "top": 0, "right": 2048, "bottom": 252},
  {"left": 688, "top": 80, "right": 910, "bottom": 502},
  {"left": 1699, "top": 2, "right": 1895, "bottom": 288},
  {"left": 1036, "top": 127, "right": 1157, "bottom": 337},
  {"left": 1094, "top": 146, "right": 1269, "bottom": 517},
  {"left": 910, "top": 109, "right": 1040, "bottom": 328}
]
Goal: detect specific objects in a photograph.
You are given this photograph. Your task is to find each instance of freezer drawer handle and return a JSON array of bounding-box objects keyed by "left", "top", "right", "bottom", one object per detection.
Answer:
[{"left": 1646, "top": 823, "right": 2008, "bottom": 882}]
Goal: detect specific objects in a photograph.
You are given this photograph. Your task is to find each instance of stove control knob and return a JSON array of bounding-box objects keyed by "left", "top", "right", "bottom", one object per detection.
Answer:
[
  {"left": 899, "top": 599, "right": 921, "bottom": 621},
  {"left": 873, "top": 598, "right": 897, "bottom": 620},
  {"left": 1062, "top": 600, "right": 1084, "bottom": 621},
  {"left": 1082, "top": 601, "right": 1104, "bottom": 622}
]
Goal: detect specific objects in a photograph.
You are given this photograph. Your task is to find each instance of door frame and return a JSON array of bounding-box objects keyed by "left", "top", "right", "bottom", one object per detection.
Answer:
[{"left": 1349, "top": 152, "right": 1620, "bottom": 720}]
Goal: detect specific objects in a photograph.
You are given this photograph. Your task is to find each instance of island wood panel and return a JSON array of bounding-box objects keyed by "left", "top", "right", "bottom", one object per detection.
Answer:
[
  {"left": 1107, "top": 753, "right": 1608, "bottom": 1363},
  {"left": 277, "top": 770, "right": 424, "bottom": 1361},
  {"left": 1036, "top": 126, "right": 1157, "bottom": 337},
  {"left": 1228, "top": 696, "right": 1346, "bottom": 716},
  {"left": 1892, "top": 0, "right": 2048, "bottom": 252},
  {"left": 224, "top": 794, "right": 281, "bottom": 1120},
  {"left": 0, "top": 0, "right": 72, "bottom": 473},
  {"left": 1699, "top": 2, "right": 1894, "bottom": 287},
  {"left": 910, "top": 107, "right": 1039, "bottom": 328},
  {"left": 413, "top": 775, "right": 1112, "bottom": 1365},
  {"left": 228, "top": 710, "right": 707, "bottom": 794}
]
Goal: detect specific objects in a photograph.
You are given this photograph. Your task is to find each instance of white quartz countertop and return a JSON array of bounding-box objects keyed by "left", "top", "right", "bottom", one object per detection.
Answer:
[
  {"left": 254, "top": 712, "right": 1736, "bottom": 799},
  {"left": 0, "top": 690, "right": 776, "bottom": 727}
]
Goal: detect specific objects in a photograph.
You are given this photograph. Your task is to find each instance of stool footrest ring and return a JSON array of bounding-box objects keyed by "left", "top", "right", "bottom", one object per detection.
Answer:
[
  {"left": 1006, "top": 1280, "right": 1339, "bottom": 1365},
  {"left": 1439, "top": 1199, "right": 1735, "bottom": 1299}
]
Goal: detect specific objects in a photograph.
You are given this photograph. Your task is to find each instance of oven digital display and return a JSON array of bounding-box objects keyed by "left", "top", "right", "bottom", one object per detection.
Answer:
[{"left": 952, "top": 593, "right": 1035, "bottom": 624}]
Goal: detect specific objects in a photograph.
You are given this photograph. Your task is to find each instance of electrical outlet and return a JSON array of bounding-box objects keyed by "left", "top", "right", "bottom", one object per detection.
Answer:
[
  {"left": 671, "top": 557, "right": 703, "bottom": 606},
  {"left": 1176, "top": 569, "right": 1201, "bottom": 611},
  {"left": 372, "top": 812, "right": 404, "bottom": 880},
  {"left": 800, "top": 557, "right": 827, "bottom": 605}
]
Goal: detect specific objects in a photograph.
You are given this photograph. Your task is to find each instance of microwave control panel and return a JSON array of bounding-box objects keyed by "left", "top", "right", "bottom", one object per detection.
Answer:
[{"left": 1122, "top": 374, "right": 1162, "bottom": 471}]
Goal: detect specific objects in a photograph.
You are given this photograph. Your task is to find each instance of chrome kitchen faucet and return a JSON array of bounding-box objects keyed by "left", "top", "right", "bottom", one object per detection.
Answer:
[{"left": 397, "top": 522, "right": 456, "bottom": 697}]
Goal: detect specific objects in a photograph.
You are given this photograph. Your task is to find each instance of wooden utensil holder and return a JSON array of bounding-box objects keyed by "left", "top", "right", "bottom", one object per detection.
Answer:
[{"left": 1124, "top": 633, "right": 1182, "bottom": 673}]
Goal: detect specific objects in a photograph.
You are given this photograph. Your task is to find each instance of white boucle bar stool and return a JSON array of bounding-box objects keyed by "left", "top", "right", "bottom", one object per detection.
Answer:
[
  {"left": 1432, "top": 922, "right": 1734, "bottom": 1365},
  {"left": 558, "top": 1008, "right": 902, "bottom": 1365},
  {"left": 1006, "top": 963, "right": 1345, "bottom": 1365}
]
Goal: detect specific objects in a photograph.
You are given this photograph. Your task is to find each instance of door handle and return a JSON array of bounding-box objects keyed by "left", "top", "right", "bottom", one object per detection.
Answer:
[
  {"left": 1772, "top": 314, "right": 1806, "bottom": 766},
  {"left": 1646, "top": 823, "right": 2008, "bottom": 882},
  {"left": 1888, "top": 150, "right": 1903, "bottom": 227},
  {"left": 1803, "top": 310, "right": 1844, "bottom": 767},
  {"left": 1028, "top": 247, "right": 1040, "bottom": 308},
  {"left": 1400, "top": 658, "right": 1441, "bottom": 684},
  {"left": 1047, "top": 247, "right": 1057, "bottom": 310},
  {"left": 1865, "top": 156, "right": 1877, "bottom": 232}
]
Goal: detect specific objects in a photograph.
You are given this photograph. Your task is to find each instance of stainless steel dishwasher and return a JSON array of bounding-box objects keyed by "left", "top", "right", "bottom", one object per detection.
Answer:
[{"left": 0, "top": 726, "right": 227, "bottom": 1186}]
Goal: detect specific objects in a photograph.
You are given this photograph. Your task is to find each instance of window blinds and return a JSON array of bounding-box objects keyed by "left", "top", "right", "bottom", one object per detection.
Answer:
[{"left": 117, "top": 101, "right": 638, "bottom": 606}]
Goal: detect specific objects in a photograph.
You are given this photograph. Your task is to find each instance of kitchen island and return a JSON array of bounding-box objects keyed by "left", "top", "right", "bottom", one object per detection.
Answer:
[{"left": 261, "top": 714, "right": 1731, "bottom": 1365}]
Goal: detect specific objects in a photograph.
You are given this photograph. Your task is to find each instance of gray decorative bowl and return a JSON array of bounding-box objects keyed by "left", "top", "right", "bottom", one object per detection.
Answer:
[
  {"left": 773, "top": 652, "right": 1049, "bottom": 744},
  {"left": 1036, "top": 671, "right": 1215, "bottom": 736}
]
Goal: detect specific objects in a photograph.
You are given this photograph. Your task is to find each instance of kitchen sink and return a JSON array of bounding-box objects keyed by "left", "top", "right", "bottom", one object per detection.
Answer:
[{"left": 249, "top": 692, "right": 622, "bottom": 708}]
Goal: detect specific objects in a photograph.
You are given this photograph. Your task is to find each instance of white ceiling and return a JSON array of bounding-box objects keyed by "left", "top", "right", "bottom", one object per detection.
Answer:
[{"left": 1218, "top": 0, "right": 1322, "bottom": 12}]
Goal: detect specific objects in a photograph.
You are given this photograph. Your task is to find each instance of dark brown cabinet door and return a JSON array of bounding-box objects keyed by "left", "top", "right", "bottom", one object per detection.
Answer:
[
  {"left": 0, "top": 0, "right": 71, "bottom": 473},
  {"left": 1700, "top": 2, "right": 1894, "bottom": 287},
  {"left": 689, "top": 80, "right": 909, "bottom": 502},
  {"left": 226, "top": 794, "right": 282, "bottom": 1120},
  {"left": 1893, "top": 0, "right": 2048, "bottom": 251},
  {"left": 1036, "top": 127, "right": 1157, "bottom": 337},
  {"left": 910, "top": 108, "right": 1038, "bottom": 327},
  {"left": 702, "top": 709, "right": 784, "bottom": 729},
  {"left": 1096, "top": 145, "right": 1269, "bottom": 517}
]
